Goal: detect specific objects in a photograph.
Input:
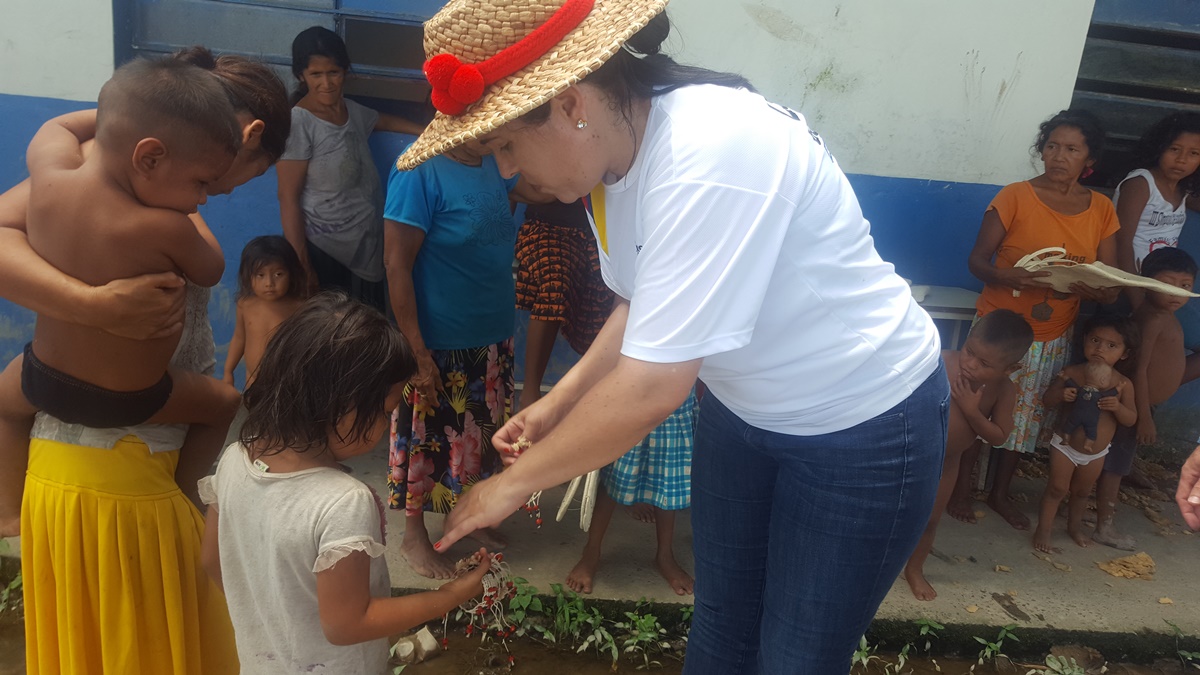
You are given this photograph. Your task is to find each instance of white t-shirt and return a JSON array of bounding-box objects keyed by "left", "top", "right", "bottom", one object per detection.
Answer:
[
  {"left": 1113, "top": 168, "right": 1188, "bottom": 271},
  {"left": 199, "top": 445, "right": 391, "bottom": 674},
  {"left": 593, "top": 85, "right": 940, "bottom": 435}
]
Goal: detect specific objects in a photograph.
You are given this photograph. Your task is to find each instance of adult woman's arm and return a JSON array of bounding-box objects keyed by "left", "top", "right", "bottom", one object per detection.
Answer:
[
  {"left": 966, "top": 209, "right": 1051, "bottom": 291},
  {"left": 1069, "top": 234, "right": 1121, "bottom": 304},
  {"left": 374, "top": 113, "right": 425, "bottom": 137},
  {"left": 0, "top": 179, "right": 185, "bottom": 339},
  {"left": 383, "top": 219, "right": 441, "bottom": 403},
  {"left": 440, "top": 350, "right": 700, "bottom": 549},
  {"left": 276, "top": 159, "right": 318, "bottom": 293},
  {"left": 494, "top": 299, "right": 632, "bottom": 456}
]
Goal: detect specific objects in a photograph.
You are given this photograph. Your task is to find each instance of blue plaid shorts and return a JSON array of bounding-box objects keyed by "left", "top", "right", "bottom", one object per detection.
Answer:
[{"left": 601, "top": 389, "right": 697, "bottom": 510}]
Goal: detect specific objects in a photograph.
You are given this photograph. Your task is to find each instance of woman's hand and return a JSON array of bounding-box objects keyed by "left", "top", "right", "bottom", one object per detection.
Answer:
[
  {"left": 995, "top": 266, "right": 1053, "bottom": 291},
  {"left": 1136, "top": 416, "right": 1157, "bottom": 446},
  {"left": 412, "top": 351, "right": 443, "bottom": 408},
  {"left": 436, "top": 474, "right": 527, "bottom": 551},
  {"left": 1069, "top": 281, "right": 1118, "bottom": 304},
  {"left": 493, "top": 393, "right": 569, "bottom": 464},
  {"left": 1096, "top": 394, "right": 1121, "bottom": 412},
  {"left": 87, "top": 272, "right": 187, "bottom": 340},
  {"left": 1176, "top": 445, "right": 1200, "bottom": 530}
]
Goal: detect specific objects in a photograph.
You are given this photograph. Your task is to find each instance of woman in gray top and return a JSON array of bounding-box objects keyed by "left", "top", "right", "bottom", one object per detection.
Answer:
[{"left": 277, "top": 26, "right": 424, "bottom": 311}]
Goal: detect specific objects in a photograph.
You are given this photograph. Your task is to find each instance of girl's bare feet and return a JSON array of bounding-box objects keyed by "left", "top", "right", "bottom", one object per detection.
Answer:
[
  {"left": 946, "top": 495, "right": 977, "bottom": 524},
  {"left": 1031, "top": 527, "right": 1061, "bottom": 554},
  {"left": 655, "top": 552, "right": 693, "bottom": 596},
  {"left": 988, "top": 493, "right": 1030, "bottom": 530},
  {"left": 566, "top": 547, "right": 601, "bottom": 594},
  {"left": 903, "top": 562, "right": 937, "bottom": 601},
  {"left": 628, "top": 503, "right": 656, "bottom": 523},
  {"left": 1092, "top": 522, "right": 1136, "bottom": 551},
  {"left": 401, "top": 535, "right": 456, "bottom": 579},
  {"left": 1067, "top": 525, "right": 1092, "bottom": 548}
]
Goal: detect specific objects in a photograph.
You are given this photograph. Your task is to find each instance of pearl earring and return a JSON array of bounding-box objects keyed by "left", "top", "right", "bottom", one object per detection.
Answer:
[{"left": 576, "top": 119, "right": 588, "bottom": 130}]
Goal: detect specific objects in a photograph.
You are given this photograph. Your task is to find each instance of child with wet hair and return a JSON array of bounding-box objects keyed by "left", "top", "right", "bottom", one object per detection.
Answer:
[
  {"left": 201, "top": 292, "right": 489, "bottom": 672},
  {"left": 904, "top": 309, "right": 1031, "bottom": 600}
]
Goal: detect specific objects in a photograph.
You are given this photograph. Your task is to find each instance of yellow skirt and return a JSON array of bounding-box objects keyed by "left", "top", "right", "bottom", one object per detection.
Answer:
[{"left": 21, "top": 437, "right": 238, "bottom": 675}]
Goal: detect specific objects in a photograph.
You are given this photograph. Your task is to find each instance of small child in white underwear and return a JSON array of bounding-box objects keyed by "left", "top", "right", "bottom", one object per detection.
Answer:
[{"left": 1033, "top": 315, "right": 1138, "bottom": 553}]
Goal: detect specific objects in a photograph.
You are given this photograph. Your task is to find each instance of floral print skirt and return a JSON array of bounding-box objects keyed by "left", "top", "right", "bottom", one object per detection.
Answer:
[
  {"left": 387, "top": 338, "right": 513, "bottom": 515},
  {"left": 999, "top": 328, "right": 1073, "bottom": 454}
]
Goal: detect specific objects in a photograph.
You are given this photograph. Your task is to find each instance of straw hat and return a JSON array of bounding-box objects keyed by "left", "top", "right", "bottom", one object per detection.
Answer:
[{"left": 395, "top": 0, "right": 668, "bottom": 171}]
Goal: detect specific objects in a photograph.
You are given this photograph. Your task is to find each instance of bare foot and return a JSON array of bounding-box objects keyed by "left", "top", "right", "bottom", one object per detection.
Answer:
[
  {"left": 1068, "top": 527, "right": 1092, "bottom": 548},
  {"left": 655, "top": 553, "right": 694, "bottom": 596},
  {"left": 468, "top": 527, "right": 508, "bottom": 551},
  {"left": 988, "top": 493, "right": 1030, "bottom": 530},
  {"left": 628, "top": 503, "right": 656, "bottom": 524},
  {"left": 1031, "top": 529, "right": 1060, "bottom": 554},
  {"left": 903, "top": 563, "right": 937, "bottom": 601},
  {"left": 0, "top": 515, "right": 19, "bottom": 539},
  {"left": 1092, "top": 523, "right": 1136, "bottom": 551},
  {"left": 946, "top": 495, "right": 977, "bottom": 524},
  {"left": 566, "top": 548, "right": 601, "bottom": 594},
  {"left": 400, "top": 536, "right": 456, "bottom": 579}
]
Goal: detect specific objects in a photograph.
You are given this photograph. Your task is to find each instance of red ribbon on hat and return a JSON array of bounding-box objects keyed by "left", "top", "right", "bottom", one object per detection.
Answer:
[{"left": 424, "top": 0, "right": 596, "bottom": 116}]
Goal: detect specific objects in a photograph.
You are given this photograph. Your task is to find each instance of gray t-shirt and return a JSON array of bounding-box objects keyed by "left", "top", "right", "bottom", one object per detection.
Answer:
[{"left": 281, "top": 100, "right": 385, "bottom": 282}]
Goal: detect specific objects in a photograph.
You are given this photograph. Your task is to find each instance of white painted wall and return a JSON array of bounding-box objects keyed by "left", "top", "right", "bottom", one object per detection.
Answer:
[
  {"left": 669, "top": 0, "right": 1096, "bottom": 186},
  {"left": 0, "top": 0, "right": 114, "bottom": 101}
]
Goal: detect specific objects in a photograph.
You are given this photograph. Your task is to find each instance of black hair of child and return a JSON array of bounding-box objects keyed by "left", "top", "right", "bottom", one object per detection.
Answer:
[
  {"left": 1140, "top": 246, "right": 1198, "bottom": 281},
  {"left": 1032, "top": 109, "right": 1106, "bottom": 164},
  {"left": 240, "top": 292, "right": 417, "bottom": 457},
  {"left": 237, "top": 235, "right": 308, "bottom": 300},
  {"left": 970, "top": 309, "right": 1035, "bottom": 365},
  {"left": 1130, "top": 112, "right": 1200, "bottom": 196},
  {"left": 1080, "top": 314, "right": 1139, "bottom": 379}
]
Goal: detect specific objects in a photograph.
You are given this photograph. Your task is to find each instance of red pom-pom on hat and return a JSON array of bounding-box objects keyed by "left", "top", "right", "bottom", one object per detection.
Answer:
[
  {"left": 448, "top": 65, "right": 485, "bottom": 105},
  {"left": 430, "top": 89, "right": 467, "bottom": 116},
  {"left": 424, "top": 53, "right": 462, "bottom": 90}
]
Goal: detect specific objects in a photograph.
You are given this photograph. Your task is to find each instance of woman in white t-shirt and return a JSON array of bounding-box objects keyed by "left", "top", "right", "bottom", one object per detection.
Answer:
[
  {"left": 396, "top": 2, "right": 948, "bottom": 673},
  {"left": 277, "top": 26, "right": 424, "bottom": 311}
]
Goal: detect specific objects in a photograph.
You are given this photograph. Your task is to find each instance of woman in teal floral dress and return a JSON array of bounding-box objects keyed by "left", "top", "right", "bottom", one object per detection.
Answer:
[{"left": 383, "top": 142, "right": 519, "bottom": 578}]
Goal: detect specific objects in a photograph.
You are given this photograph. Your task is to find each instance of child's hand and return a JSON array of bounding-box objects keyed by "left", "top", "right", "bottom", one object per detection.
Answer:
[
  {"left": 1097, "top": 394, "right": 1120, "bottom": 412},
  {"left": 1137, "top": 416, "right": 1157, "bottom": 446},
  {"left": 439, "top": 547, "right": 491, "bottom": 602},
  {"left": 949, "top": 373, "right": 983, "bottom": 411},
  {"left": 1062, "top": 386, "right": 1078, "bottom": 403}
]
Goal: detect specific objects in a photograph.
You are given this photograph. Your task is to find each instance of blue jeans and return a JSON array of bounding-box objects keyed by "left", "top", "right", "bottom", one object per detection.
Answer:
[{"left": 683, "top": 361, "right": 948, "bottom": 675}]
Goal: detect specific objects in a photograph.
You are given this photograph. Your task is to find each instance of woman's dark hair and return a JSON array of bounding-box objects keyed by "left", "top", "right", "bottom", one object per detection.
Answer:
[
  {"left": 523, "top": 12, "right": 754, "bottom": 128},
  {"left": 290, "top": 26, "right": 352, "bottom": 103},
  {"left": 237, "top": 235, "right": 307, "bottom": 300},
  {"left": 1033, "top": 109, "right": 1106, "bottom": 164},
  {"left": 240, "top": 292, "right": 416, "bottom": 457},
  {"left": 1130, "top": 111, "right": 1200, "bottom": 195},
  {"left": 1080, "top": 314, "right": 1139, "bottom": 378},
  {"left": 172, "top": 46, "right": 291, "bottom": 163}
]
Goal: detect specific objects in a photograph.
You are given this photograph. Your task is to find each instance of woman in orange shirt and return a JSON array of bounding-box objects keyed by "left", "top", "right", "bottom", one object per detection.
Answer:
[{"left": 948, "top": 109, "right": 1120, "bottom": 530}]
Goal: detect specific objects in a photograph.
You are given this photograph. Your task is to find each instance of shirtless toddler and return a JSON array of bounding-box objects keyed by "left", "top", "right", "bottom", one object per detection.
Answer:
[
  {"left": 0, "top": 58, "right": 244, "bottom": 534},
  {"left": 904, "top": 309, "right": 1031, "bottom": 600},
  {"left": 1094, "top": 247, "right": 1195, "bottom": 549},
  {"left": 223, "top": 236, "right": 308, "bottom": 388}
]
